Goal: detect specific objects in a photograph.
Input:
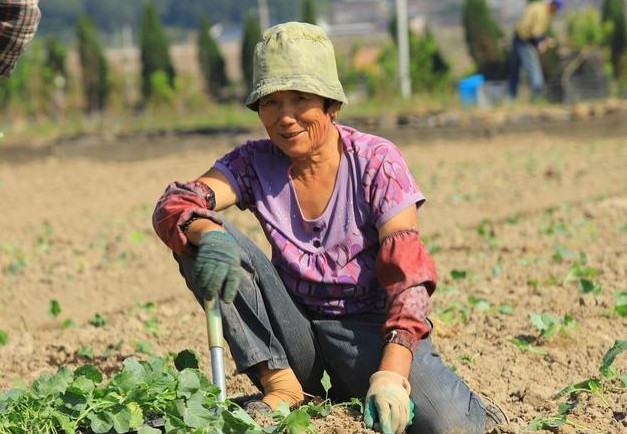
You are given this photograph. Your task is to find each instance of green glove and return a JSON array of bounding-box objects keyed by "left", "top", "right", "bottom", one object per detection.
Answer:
[
  {"left": 194, "top": 230, "right": 243, "bottom": 303},
  {"left": 364, "top": 371, "right": 414, "bottom": 434}
]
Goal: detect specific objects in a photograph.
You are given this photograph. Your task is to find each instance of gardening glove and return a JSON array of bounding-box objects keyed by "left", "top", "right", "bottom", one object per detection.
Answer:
[
  {"left": 194, "top": 230, "right": 243, "bottom": 303},
  {"left": 364, "top": 371, "right": 414, "bottom": 434}
]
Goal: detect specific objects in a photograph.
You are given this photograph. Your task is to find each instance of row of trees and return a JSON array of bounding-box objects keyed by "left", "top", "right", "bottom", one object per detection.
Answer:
[
  {"left": 3, "top": 0, "right": 627, "bottom": 116},
  {"left": 462, "top": 0, "right": 627, "bottom": 83}
]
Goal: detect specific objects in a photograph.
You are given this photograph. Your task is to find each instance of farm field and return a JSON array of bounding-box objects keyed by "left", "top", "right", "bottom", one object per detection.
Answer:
[{"left": 1, "top": 119, "right": 626, "bottom": 433}]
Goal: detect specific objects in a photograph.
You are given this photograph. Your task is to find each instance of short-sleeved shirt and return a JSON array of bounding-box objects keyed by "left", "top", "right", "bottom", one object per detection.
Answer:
[{"left": 214, "top": 124, "right": 424, "bottom": 315}]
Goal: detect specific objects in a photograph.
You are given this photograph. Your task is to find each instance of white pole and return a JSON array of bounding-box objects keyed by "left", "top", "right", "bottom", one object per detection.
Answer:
[
  {"left": 258, "top": 0, "right": 270, "bottom": 30},
  {"left": 396, "top": 0, "right": 411, "bottom": 99}
]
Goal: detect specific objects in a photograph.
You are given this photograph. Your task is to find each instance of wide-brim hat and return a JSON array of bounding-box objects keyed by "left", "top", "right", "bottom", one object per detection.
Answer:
[{"left": 245, "top": 22, "right": 348, "bottom": 110}]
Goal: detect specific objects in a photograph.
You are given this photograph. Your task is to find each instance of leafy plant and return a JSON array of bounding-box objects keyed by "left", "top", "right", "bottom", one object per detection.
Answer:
[
  {"left": 0, "top": 350, "right": 333, "bottom": 434},
  {"left": 49, "top": 300, "right": 61, "bottom": 318},
  {"left": 450, "top": 270, "right": 467, "bottom": 280},
  {"left": 529, "top": 313, "right": 578, "bottom": 340},
  {"left": 0, "top": 330, "right": 8, "bottom": 346},
  {"left": 89, "top": 313, "right": 107, "bottom": 328},
  {"left": 507, "top": 337, "right": 548, "bottom": 356},
  {"left": 552, "top": 340, "right": 627, "bottom": 410},
  {"left": 614, "top": 290, "right": 627, "bottom": 317}
]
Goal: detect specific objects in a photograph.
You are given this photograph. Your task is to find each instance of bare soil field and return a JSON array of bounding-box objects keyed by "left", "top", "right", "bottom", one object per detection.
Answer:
[{"left": 1, "top": 119, "right": 626, "bottom": 433}]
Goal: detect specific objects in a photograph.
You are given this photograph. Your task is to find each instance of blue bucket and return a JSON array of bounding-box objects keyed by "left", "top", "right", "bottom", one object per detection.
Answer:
[{"left": 458, "top": 74, "right": 485, "bottom": 107}]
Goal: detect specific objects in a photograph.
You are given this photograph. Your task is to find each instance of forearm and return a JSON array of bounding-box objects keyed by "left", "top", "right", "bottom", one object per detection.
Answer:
[
  {"left": 185, "top": 218, "right": 225, "bottom": 246},
  {"left": 379, "top": 343, "right": 412, "bottom": 378}
]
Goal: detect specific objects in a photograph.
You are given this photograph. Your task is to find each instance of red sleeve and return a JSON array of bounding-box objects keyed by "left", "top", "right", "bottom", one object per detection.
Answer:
[
  {"left": 376, "top": 229, "right": 438, "bottom": 355},
  {"left": 152, "top": 180, "right": 223, "bottom": 256}
]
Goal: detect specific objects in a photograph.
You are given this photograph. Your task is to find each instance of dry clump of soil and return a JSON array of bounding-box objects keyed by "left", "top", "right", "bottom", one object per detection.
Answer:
[{"left": 1, "top": 124, "right": 626, "bottom": 433}]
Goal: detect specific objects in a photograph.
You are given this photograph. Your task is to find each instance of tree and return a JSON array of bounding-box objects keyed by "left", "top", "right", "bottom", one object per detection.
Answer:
[
  {"left": 198, "top": 16, "right": 228, "bottom": 100},
  {"left": 76, "top": 14, "right": 110, "bottom": 112},
  {"left": 241, "top": 12, "right": 262, "bottom": 93},
  {"left": 461, "top": 0, "right": 507, "bottom": 79},
  {"left": 45, "top": 36, "right": 67, "bottom": 79},
  {"left": 601, "top": 0, "right": 626, "bottom": 79},
  {"left": 302, "top": 0, "right": 316, "bottom": 25},
  {"left": 139, "top": 3, "right": 176, "bottom": 102}
]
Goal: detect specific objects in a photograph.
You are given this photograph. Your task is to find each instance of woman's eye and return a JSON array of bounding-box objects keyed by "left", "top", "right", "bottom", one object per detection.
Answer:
[{"left": 260, "top": 99, "right": 277, "bottom": 107}]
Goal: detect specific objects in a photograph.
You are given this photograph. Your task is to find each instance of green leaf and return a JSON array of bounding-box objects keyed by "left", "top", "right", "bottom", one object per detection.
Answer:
[
  {"left": 61, "top": 388, "right": 89, "bottom": 412},
  {"left": 75, "top": 364, "right": 103, "bottom": 384},
  {"left": 89, "top": 313, "right": 107, "bottom": 327},
  {"left": 89, "top": 411, "right": 114, "bottom": 434},
  {"left": 599, "top": 340, "right": 627, "bottom": 378},
  {"left": 523, "top": 415, "right": 567, "bottom": 431},
  {"left": 177, "top": 369, "right": 201, "bottom": 399},
  {"left": 578, "top": 279, "right": 601, "bottom": 295},
  {"left": 138, "top": 426, "right": 162, "bottom": 434},
  {"left": 529, "top": 313, "right": 557, "bottom": 339},
  {"left": 498, "top": 303, "right": 514, "bottom": 315},
  {"left": 174, "top": 349, "right": 200, "bottom": 371},
  {"left": 279, "top": 408, "right": 312, "bottom": 434},
  {"left": 468, "top": 295, "right": 490, "bottom": 311},
  {"left": 0, "top": 330, "right": 8, "bottom": 346},
  {"left": 556, "top": 399, "right": 578, "bottom": 415},
  {"left": 49, "top": 299, "right": 62, "bottom": 318},
  {"left": 222, "top": 408, "right": 263, "bottom": 433},
  {"left": 321, "top": 370, "right": 331, "bottom": 398},
  {"left": 181, "top": 392, "right": 214, "bottom": 428},
  {"left": 450, "top": 269, "right": 467, "bottom": 280},
  {"left": 614, "top": 291, "right": 627, "bottom": 317},
  {"left": 507, "top": 337, "right": 548, "bottom": 355}
]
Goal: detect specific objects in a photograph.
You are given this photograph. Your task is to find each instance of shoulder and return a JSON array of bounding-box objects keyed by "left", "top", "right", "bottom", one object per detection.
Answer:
[
  {"left": 222, "top": 138, "right": 282, "bottom": 161},
  {"left": 337, "top": 124, "right": 402, "bottom": 162}
]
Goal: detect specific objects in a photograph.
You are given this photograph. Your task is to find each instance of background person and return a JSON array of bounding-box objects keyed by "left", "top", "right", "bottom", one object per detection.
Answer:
[
  {"left": 0, "top": 0, "right": 41, "bottom": 81},
  {"left": 153, "top": 22, "right": 507, "bottom": 434},
  {"left": 508, "top": 0, "right": 563, "bottom": 99}
]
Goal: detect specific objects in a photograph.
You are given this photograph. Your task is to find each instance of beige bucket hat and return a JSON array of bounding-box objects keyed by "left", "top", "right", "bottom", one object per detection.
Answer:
[{"left": 245, "top": 21, "right": 348, "bottom": 110}]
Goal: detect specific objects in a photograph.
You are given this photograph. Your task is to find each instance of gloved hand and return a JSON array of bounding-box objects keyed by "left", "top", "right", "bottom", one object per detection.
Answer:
[
  {"left": 364, "top": 371, "right": 414, "bottom": 434},
  {"left": 194, "top": 230, "right": 243, "bottom": 303}
]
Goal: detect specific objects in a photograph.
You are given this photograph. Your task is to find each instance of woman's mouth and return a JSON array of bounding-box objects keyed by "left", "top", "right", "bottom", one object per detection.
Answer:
[{"left": 281, "top": 131, "right": 304, "bottom": 139}]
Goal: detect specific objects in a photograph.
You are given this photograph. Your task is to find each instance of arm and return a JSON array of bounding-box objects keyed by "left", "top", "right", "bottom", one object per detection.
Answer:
[
  {"left": 184, "top": 168, "right": 239, "bottom": 245},
  {"left": 152, "top": 167, "right": 238, "bottom": 254},
  {"left": 376, "top": 205, "right": 417, "bottom": 378},
  {"left": 0, "top": 0, "right": 41, "bottom": 80}
]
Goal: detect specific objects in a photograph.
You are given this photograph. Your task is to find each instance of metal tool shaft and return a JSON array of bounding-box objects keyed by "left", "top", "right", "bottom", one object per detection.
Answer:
[{"left": 205, "top": 297, "right": 226, "bottom": 402}]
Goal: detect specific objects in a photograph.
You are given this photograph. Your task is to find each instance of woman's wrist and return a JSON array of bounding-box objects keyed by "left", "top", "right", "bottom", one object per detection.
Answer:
[
  {"left": 378, "top": 342, "right": 412, "bottom": 378},
  {"left": 185, "top": 218, "right": 224, "bottom": 246}
]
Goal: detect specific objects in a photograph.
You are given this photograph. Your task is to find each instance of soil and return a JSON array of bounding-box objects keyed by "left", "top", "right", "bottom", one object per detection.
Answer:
[{"left": 1, "top": 115, "right": 626, "bottom": 433}]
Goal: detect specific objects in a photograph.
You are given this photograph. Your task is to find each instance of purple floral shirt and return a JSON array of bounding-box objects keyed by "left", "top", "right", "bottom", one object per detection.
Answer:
[{"left": 213, "top": 124, "right": 425, "bottom": 315}]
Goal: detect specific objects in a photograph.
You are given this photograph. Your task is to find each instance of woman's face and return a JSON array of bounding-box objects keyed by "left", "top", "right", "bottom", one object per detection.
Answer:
[{"left": 257, "top": 91, "right": 337, "bottom": 159}]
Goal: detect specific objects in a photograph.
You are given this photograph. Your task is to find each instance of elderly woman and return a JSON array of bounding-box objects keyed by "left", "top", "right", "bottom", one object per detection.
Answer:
[{"left": 153, "top": 22, "right": 506, "bottom": 434}]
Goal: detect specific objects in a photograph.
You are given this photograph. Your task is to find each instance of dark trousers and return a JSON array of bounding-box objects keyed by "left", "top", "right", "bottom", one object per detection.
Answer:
[{"left": 175, "top": 222, "right": 487, "bottom": 433}]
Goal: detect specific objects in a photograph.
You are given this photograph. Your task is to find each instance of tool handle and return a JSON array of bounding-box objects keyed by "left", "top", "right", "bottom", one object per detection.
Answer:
[{"left": 205, "top": 297, "right": 226, "bottom": 402}]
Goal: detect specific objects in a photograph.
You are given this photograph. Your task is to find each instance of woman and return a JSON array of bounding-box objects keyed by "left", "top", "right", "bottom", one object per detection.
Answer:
[{"left": 153, "top": 22, "right": 506, "bottom": 434}]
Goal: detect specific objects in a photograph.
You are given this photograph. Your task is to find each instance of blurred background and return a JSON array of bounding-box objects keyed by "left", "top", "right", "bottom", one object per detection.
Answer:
[{"left": 1, "top": 0, "right": 626, "bottom": 144}]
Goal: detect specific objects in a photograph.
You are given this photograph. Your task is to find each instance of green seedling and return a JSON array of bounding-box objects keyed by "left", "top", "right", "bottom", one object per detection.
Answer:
[
  {"left": 468, "top": 295, "right": 490, "bottom": 312},
  {"left": 564, "top": 252, "right": 597, "bottom": 282},
  {"left": 458, "top": 354, "right": 479, "bottom": 365},
  {"left": 77, "top": 345, "right": 94, "bottom": 359},
  {"left": 507, "top": 336, "right": 548, "bottom": 355},
  {"left": 540, "top": 220, "right": 569, "bottom": 236},
  {"left": 577, "top": 278, "right": 602, "bottom": 296},
  {"left": 505, "top": 213, "right": 523, "bottom": 225},
  {"left": 89, "top": 313, "right": 107, "bottom": 328},
  {"left": 134, "top": 341, "right": 153, "bottom": 355},
  {"left": 49, "top": 300, "right": 61, "bottom": 318},
  {"left": 477, "top": 219, "right": 500, "bottom": 248},
  {"left": 553, "top": 340, "right": 627, "bottom": 409},
  {"left": 433, "top": 301, "right": 470, "bottom": 324},
  {"left": 62, "top": 319, "right": 75, "bottom": 328},
  {"left": 499, "top": 302, "right": 514, "bottom": 315},
  {"left": 491, "top": 257, "right": 502, "bottom": 277},
  {"left": 529, "top": 313, "right": 578, "bottom": 340},
  {"left": 614, "top": 291, "right": 627, "bottom": 317},
  {"left": 0, "top": 330, "right": 8, "bottom": 346},
  {"left": 450, "top": 270, "right": 467, "bottom": 280},
  {"left": 422, "top": 236, "right": 441, "bottom": 255},
  {"left": 552, "top": 245, "right": 575, "bottom": 263},
  {"left": 619, "top": 223, "right": 627, "bottom": 233},
  {"left": 143, "top": 317, "right": 160, "bottom": 337},
  {"left": 36, "top": 222, "right": 53, "bottom": 252}
]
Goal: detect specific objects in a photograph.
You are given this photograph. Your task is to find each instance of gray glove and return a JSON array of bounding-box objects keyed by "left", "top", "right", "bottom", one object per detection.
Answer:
[{"left": 194, "top": 231, "right": 243, "bottom": 303}]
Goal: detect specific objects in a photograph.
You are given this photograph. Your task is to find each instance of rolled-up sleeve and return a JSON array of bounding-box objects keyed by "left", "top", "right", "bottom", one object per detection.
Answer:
[{"left": 0, "top": 0, "right": 41, "bottom": 80}]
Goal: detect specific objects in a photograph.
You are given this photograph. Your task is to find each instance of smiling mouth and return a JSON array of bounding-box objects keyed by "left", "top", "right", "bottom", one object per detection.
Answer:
[{"left": 281, "top": 131, "right": 304, "bottom": 139}]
